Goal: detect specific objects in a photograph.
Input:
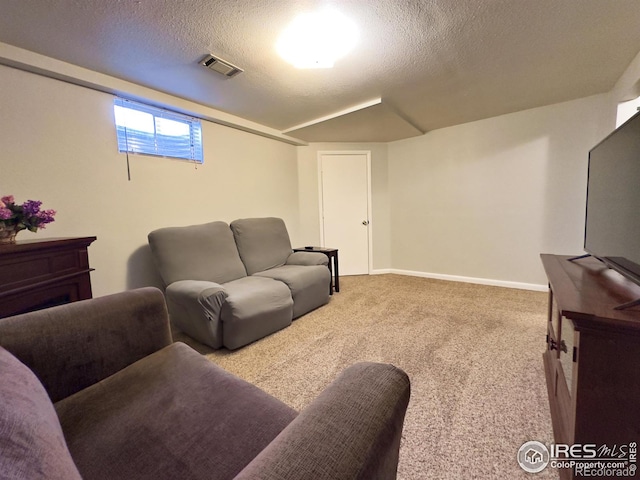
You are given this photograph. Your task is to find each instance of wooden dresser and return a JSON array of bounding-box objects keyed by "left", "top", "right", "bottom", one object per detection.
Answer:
[
  {"left": 541, "top": 254, "right": 640, "bottom": 479},
  {"left": 0, "top": 237, "right": 96, "bottom": 318}
]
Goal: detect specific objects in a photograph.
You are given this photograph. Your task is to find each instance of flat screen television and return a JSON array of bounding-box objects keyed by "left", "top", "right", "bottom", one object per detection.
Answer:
[{"left": 584, "top": 110, "right": 640, "bottom": 294}]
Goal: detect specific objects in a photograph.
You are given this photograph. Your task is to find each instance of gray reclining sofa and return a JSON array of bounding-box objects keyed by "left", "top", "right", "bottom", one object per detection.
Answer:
[{"left": 148, "top": 217, "right": 330, "bottom": 350}]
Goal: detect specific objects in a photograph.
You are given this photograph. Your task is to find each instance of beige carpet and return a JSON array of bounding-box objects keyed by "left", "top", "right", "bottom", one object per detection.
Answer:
[{"left": 174, "top": 274, "right": 558, "bottom": 479}]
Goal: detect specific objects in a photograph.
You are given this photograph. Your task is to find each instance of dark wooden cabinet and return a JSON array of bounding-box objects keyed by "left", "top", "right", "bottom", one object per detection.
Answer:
[
  {"left": 541, "top": 254, "right": 640, "bottom": 480},
  {"left": 0, "top": 237, "right": 96, "bottom": 318}
]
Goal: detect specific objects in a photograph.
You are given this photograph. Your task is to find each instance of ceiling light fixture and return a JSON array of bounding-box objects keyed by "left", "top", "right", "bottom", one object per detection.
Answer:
[{"left": 276, "top": 7, "right": 358, "bottom": 69}]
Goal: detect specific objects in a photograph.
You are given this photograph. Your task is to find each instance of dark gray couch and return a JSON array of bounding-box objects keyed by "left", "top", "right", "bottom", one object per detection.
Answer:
[
  {"left": 148, "top": 217, "right": 331, "bottom": 350},
  {"left": 0, "top": 288, "right": 411, "bottom": 480}
]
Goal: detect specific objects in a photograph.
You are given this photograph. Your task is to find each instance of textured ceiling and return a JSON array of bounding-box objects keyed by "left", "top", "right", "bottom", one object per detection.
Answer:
[{"left": 1, "top": 0, "right": 640, "bottom": 142}]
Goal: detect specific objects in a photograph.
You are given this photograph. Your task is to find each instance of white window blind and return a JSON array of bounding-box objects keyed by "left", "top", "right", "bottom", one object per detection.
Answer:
[{"left": 114, "top": 98, "right": 204, "bottom": 163}]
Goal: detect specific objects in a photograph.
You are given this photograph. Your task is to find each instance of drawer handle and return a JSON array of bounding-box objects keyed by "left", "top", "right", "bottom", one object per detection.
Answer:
[
  {"left": 559, "top": 340, "right": 568, "bottom": 353},
  {"left": 549, "top": 338, "right": 569, "bottom": 353}
]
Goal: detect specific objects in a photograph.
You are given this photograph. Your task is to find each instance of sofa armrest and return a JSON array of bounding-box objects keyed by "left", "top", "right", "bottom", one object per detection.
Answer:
[
  {"left": 166, "top": 280, "right": 227, "bottom": 322},
  {"left": 165, "top": 280, "right": 228, "bottom": 349},
  {"left": 234, "top": 362, "right": 411, "bottom": 480},
  {"left": 0, "top": 287, "right": 172, "bottom": 403},
  {"left": 286, "top": 251, "right": 329, "bottom": 266}
]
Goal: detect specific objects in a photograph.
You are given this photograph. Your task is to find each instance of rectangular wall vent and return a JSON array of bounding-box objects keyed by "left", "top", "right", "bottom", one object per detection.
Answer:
[{"left": 200, "top": 54, "right": 243, "bottom": 78}]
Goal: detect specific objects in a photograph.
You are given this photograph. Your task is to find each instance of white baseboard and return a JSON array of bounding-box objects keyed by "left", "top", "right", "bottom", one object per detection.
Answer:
[
  {"left": 370, "top": 269, "right": 392, "bottom": 275},
  {"left": 368, "top": 268, "right": 547, "bottom": 292}
]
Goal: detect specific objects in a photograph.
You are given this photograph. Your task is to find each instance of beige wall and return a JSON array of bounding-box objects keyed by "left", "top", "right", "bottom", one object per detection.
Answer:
[
  {"left": 0, "top": 65, "right": 300, "bottom": 296},
  {"left": 296, "top": 143, "right": 391, "bottom": 270},
  {"left": 5, "top": 44, "right": 640, "bottom": 295},
  {"left": 388, "top": 94, "right": 613, "bottom": 288}
]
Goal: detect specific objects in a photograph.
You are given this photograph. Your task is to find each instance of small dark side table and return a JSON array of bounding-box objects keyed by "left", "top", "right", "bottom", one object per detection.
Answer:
[{"left": 293, "top": 247, "right": 339, "bottom": 295}]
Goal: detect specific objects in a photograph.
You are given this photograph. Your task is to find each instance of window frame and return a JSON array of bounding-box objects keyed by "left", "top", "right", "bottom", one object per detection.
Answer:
[{"left": 113, "top": 97, "right": 204, "bottom": 163}]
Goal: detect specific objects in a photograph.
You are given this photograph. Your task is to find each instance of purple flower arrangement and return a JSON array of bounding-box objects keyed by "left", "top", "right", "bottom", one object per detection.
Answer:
[{"left": 0, "top": 195, "right": 56, "bottom": 232}]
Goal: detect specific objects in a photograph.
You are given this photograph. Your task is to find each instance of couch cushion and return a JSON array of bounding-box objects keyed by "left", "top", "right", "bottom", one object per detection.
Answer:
[
  {"left": 0, "top": 287, "right": 173, "bottom": 404},
  {"left": 220, "top": 276, "right": 294, "bottom": 349},
  {"left": 149, "top": 221, "right": 247, "bottom": 285},
  {"left": 230, "top": 218, "right": 293, "bottom": 275},
  {"left": 254, "top": 265, "right": 330, "bottom": 319},
  {"left": 0, "top": 346, "right": 82, "bottom": 480},
  {"left": 55, "top": 342, "right": 297, "bottom": 480}
]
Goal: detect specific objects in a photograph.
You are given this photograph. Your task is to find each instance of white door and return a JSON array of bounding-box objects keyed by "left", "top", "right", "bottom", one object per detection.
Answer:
[{"left": 319, "top": 152, "right": 371, "bottom": 275}]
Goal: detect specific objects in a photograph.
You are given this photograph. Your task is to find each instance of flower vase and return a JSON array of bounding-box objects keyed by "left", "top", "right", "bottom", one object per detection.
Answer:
[{"left": 0, "top": 225, "right": 19, "bottom": 244}]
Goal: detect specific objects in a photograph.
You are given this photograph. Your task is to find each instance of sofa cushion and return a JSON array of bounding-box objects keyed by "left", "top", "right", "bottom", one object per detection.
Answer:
[
  {"left": 254, "top": 265, "right": 330, "bottom": 319},
  {"left": 149, "top": 221, "right": 247, "bottom": 285},
  {"left": 220, "top": 276, "right": 294, "bottom": 349},
  {"left": 55, "top": 342, "right": 297, "bottom": 480},
  {"left": 0, "top": 287, "right": 173, "bottom": 404},
  {"left": 0, "top": 346, "right": 82, "bottom": 480},
  {"left": 230, "top": 218, "right": 293, "bottom": 275}
]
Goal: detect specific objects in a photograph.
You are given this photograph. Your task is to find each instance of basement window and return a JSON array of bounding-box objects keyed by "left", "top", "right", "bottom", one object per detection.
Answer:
[
  {"left": 616, "top": 95, "right": 640, "bottom": 128},
  {"left": 114, "top": 98, "right": 204, "bottom": 163}
]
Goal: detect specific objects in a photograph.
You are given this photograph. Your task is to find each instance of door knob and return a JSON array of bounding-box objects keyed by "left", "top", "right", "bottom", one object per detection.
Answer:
[{"left": 362, "top": 220, "right": 369, "bottom": 225}]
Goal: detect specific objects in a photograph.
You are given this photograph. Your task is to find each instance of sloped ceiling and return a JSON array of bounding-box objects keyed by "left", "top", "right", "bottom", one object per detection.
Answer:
[{"left": 1, "top": 0, "right": 640, "bottom": 143}]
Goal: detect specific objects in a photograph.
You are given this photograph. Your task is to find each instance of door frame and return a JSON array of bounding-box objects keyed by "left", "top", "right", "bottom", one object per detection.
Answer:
[{"left": 317, "top": 150, "right": 373, "bottom": 274}]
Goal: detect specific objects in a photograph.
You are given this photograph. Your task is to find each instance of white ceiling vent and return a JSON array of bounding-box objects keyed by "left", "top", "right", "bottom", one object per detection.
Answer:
[{"left": 200, "top": 54, "right": 243, "bottom": 78}]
